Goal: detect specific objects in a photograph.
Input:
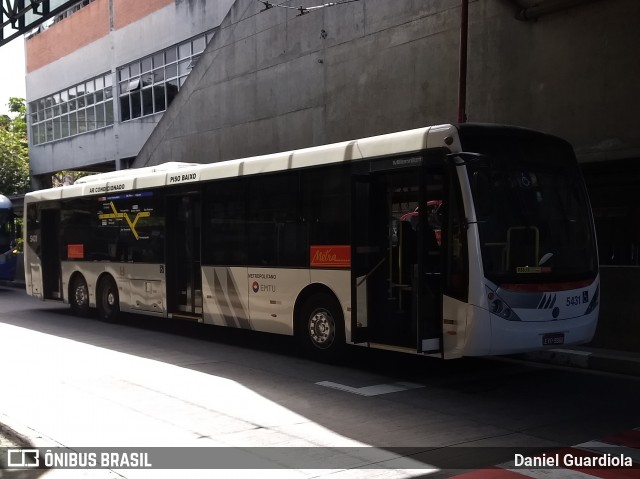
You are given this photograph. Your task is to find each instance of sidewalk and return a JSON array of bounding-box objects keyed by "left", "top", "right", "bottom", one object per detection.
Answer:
[{"left": 1, "top": 279, "right": 639, "bottom": 478}]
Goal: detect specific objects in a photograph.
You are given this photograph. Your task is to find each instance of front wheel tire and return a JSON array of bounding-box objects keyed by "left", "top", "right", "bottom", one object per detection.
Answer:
[{"left": 297, "top": 293, "right": 345, "bottom": 360}]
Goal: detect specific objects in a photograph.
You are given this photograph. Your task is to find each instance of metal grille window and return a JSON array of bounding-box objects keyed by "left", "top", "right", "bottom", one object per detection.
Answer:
[
  {"left": 29, "top": 72, "right": 114, "bottom": 146},
  {"left": 118, "top": 30, "right": 212, "bottom": 122}
]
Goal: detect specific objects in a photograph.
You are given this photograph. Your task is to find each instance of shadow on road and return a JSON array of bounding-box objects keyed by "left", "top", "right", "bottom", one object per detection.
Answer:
[{"left": 2, "top": 286, "right": 640, "bottom": 472}]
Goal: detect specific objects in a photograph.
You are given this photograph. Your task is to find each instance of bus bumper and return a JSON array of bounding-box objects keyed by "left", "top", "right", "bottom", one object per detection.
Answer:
[{"left": 464, "top": 305, "right": 599, "bottom": 356}]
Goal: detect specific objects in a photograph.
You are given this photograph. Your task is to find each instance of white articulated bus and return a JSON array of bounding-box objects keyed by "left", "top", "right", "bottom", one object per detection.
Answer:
[{"left": 23, "top": 124, "right": 599, "bottom": 359}]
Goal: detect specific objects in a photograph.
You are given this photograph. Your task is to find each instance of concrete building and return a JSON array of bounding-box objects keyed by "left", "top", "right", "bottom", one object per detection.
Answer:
[
  {"left": 26, "top": 0, "right": 234, "bottom": 183},
  {"left": 25, "top": 0, "right": 640, "bottom": 350}
]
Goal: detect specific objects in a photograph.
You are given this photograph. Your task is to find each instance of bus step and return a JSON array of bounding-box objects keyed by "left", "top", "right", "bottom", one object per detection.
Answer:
[
  {"left": 421, "top": 337, "right": 441, "bottom": 353},
  {"left": 170, "top": 312, "right": 202, "bottom": 321}
]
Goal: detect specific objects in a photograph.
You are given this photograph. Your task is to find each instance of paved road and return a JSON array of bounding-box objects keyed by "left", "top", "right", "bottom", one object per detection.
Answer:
[{"left": 1, "top": 286, "right": 639, "bottom": 478}]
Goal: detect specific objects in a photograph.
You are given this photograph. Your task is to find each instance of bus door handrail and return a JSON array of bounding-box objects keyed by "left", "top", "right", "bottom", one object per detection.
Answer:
[{"left": 356, "top": 257, "right": 386, "bottom": 287}]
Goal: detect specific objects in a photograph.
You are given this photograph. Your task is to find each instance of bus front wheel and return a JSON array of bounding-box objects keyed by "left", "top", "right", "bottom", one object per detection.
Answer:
[
  {"left": 297, "top": 293, "right": 345, "bottom": 359},
  {"left": 70, "top": 275, "right": 91, "bottom": 317},
  {"left": 97, "top": 276, "right": 120, "bottom": 322}
]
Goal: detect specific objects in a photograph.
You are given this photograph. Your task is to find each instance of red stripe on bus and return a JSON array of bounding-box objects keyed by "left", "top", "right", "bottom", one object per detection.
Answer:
[
  {"left": 448, "top": 468, "right": 529, "bottom": 479},
  {"left": 500, "top": 279, "right": 595, "bottom": 292}
]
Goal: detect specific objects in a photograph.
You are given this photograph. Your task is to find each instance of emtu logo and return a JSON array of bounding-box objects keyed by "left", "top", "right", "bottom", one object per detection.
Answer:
[{"left": 7, "top": 449, "right": 40, "bottom": 467}]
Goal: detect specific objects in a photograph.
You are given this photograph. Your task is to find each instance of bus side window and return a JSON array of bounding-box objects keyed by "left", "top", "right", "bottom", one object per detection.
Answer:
[
  {"left": 303, "top": 166, "right": 350, "bottom": 247},
  {"left": 247, "top": 172, "right": 305, "bottom": 267}
]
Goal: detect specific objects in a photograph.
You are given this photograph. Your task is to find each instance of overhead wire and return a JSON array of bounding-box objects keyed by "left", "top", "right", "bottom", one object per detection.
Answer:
[{"left": 256, "top": 0, "right": 360, "bottom": 16}]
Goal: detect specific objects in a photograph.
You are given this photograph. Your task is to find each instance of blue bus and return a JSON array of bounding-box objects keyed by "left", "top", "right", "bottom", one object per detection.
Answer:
[{"left": 0, "top": 195, "right": 18, "bottom": 281}]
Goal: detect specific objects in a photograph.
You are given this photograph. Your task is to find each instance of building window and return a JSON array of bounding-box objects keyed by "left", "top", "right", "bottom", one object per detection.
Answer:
[
  {"left": 117, "top": 30, "right": 213, "bottom": 122},
  {"left": 29, "top": 72, "right": 114, "bottom": 146}
]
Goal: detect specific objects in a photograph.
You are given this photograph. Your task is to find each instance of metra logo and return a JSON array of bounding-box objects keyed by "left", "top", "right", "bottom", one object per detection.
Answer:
[{"left": 310, "top": 245, "right": 350, "bottom": 268}]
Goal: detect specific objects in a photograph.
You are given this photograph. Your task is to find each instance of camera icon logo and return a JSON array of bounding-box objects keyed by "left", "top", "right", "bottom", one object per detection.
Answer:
[{"left": 7, "top": 449, "right": 40, "bottom": 467}]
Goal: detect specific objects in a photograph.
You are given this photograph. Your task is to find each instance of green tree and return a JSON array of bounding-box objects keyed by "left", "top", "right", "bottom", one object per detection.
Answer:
[
  {"left": 52, "top": 170, "right": 93, "bottom": 187},
  {"left": 0, "top": 97, "right": 30, "bottom": 195}
]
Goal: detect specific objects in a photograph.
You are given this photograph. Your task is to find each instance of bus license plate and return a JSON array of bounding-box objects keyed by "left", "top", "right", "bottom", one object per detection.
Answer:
[{"left": 542, "top": 333, "right": 564, "bottom": 346}]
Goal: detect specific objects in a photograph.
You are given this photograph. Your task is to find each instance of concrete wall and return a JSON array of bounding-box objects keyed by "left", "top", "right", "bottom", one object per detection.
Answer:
[
  {"left": 592, "top": 267, "right": 640, "bottom": 352},
  {"left": 469, "top": 0, "right": 640, "bottom": 163},
  {"left": 134, "top": 0, "right": 640, "bottom": 168}
]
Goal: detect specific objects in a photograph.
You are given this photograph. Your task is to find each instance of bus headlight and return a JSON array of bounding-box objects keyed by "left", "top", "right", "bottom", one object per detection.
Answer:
[
  {"left": 487, "top": 288, "right": 520, "bottom": 321},
  {"left": 490, "top": 298, "right": 503, "bottom": 314}
]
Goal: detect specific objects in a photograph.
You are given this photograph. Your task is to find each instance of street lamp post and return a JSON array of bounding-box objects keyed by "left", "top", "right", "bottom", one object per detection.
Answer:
[{"left": 457, "top": 0, "right": 469, "bottom": 123}]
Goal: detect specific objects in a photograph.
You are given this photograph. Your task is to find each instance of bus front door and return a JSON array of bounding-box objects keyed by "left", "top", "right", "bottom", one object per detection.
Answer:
[
  {"left": 352, "top": 163, "right": 444, "bottom": 353},
  {"left": 166, "top": 194, "right": 202, "bottom": 319}
]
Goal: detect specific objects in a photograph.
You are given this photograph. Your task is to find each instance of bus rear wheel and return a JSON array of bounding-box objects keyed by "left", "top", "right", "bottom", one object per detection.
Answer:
[
  {"left": 97, "top": 276, "right": 120, "bottom": 322},
  {"left": 297, "top": 293, "right": 345, "bottom": 360},
  {"left": 70, "top": 275, "right": 91, "bottom": 317}
]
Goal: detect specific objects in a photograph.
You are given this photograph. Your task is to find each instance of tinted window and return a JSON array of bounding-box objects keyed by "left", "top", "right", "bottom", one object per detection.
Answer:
[
  {"left": 247, "top": 173, "right": 305, "bottom": 267},
  {"left": 203, "top": 180, "right": 248, "bottom": 266},
  {"left": 60, "top": 193, "right": 164, "bottom": 263},
  {"left": 463, "top": 134, "right": 597, "bottom": 284},
  {"left": 302, "top": 165, "right": 350, "bottom": 247}
]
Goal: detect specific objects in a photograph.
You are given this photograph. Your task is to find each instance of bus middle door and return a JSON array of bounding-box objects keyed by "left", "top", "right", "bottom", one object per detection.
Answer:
[{"left": 166, "top": 193, "right": 202, "bottom": 319}]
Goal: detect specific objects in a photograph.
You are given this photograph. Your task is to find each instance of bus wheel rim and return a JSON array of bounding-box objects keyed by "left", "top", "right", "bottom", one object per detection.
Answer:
[
  {"left": 107, "top": 291, "right": 115, "bottom": 307},
  {"left": 75, "top": 284, "right": 87, "bottom": 307},
  {"left": 309, "top": 309, "right": 335, "bottom": 349}
]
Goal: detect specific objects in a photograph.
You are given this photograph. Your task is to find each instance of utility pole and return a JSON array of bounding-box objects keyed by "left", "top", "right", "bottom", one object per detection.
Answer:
[{"left": 457, "top": 0, "right": 469, "bottom": 123}]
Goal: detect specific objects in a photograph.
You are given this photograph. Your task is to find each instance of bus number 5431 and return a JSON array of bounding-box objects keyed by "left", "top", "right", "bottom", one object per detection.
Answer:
[{"left": 566, "top": 295, "right": 581, "bottom": 307}]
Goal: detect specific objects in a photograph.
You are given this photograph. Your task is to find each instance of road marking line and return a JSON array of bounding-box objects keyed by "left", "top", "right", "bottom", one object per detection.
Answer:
[{"left": 315, "top": 381, "right": 424, "bottom": 396}]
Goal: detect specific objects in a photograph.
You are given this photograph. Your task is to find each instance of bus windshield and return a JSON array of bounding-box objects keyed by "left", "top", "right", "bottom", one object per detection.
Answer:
[{"left": 462, "top": 130, "right": 598, "bottom": 286}]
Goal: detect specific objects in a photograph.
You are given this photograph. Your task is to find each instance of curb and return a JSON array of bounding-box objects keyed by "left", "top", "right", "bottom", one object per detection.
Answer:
[{"left": 520, "top": 347, "right": 640, "bottom": 377}]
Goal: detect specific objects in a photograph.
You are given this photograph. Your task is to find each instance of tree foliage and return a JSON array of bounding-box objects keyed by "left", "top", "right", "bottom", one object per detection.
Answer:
[
  {"left": 52, "top": 170, "right": 93, "bottom": 187},
  {"left": 0, "top": 98, "right": 29, "bottom": 196}
]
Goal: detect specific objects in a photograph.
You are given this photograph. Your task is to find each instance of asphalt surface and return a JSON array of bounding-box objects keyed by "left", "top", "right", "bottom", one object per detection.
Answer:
[{"left": 2, "top": 278, "right": 639, "bottom": 478}]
